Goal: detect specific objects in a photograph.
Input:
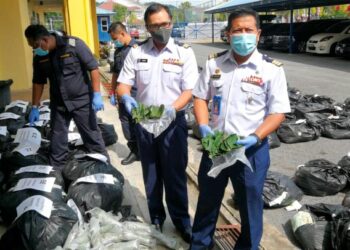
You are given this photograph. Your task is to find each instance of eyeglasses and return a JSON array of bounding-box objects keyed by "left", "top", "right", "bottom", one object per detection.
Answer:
[{"left": 147, "top": 22, "right": 172, "bottom": 31}]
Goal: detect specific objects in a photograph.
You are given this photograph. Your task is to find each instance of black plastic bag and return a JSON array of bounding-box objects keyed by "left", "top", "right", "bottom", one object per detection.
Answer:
[
  {"left": 321, "top": 115, "right": 350, "bottom": 139},
  {"left": 263, "top": 171, "right": 303, "bottom": 208},
  {"left": 294, "top": 159, "right": 347, "bottom": 196},
  {"left": 63, "top": 154, "right": 124, "bottom": 187},
  {"left": 0, "top": 186, "right": 65, "bottom": 225},
  {"left": 0, "top": 129, "right": 12, "bottom": 152},
  {"left": 98, "top": 123, "right": 118, "bottom": 146},
  {"left": 67, "top": 175, "right": 124, "bottom": 215},
  {"left": 338, "top": 154, "right": 350, "bottom": 182},
  {"left": 267, "top": 131, "right": 281, "bottom": 149},
  {"left": 0, "top": 199, "right": 78, "bottom": 250},
  {"left": 0, "top": 114, "right": 26, "bottom": 135},
  {"left": 331, "top": 210, "right": 350, "bottom": 250},
  {"left": 185, "top": 103, "right": 196, "bottom": 129},
  {"left": 294, "top": 94, "right": 336, "bottom": 119},
  {"left": 291, "top": 203, "right": 344, "bottom": 250},
  {"left": 277, "top": 120, "right": 320, "bottom": 143}
]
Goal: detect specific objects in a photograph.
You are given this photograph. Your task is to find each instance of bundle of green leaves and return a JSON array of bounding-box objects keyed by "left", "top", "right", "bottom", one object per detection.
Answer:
[
  {"left": 131, "top": 103, "right": 165, "bottom": 123},
  {"left": 201, "top": 131, "right": 241, "bottom": 158}
]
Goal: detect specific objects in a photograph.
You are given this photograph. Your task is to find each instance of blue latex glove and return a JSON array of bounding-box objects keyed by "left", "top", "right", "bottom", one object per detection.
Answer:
[
  {"left": 165, "top": 106, "right": 176, "bottom": 120},
  {"left": 29, "top": 107, "right": 40, "bottom": 126},
  {"left": 92, "top": 92, "right": 104, "bottom": 111},
  {"left": 121, "top": 94, "right": 138, "bottom": 114},
  {"left": 237, "top": 135, "right": 258, "bottom": 149},
  {"left": 199, "top": 124, "right": 214, "bottom": 138},
  {"left": 109, "top": 91, "right": 117, "bottom": 106}
]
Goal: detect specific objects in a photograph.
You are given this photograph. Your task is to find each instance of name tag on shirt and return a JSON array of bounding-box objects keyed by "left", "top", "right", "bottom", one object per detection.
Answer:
[
  {"left": 211, "top": 68, "right": 221, "bottom": 79},
  {"left": 212, "top": 95, "right": 222, "bottom": 115},
  {"left": 137, "top": 58, "right": 148, "bottom": 63},
  {"left": 60, "top": 53, "right": 72, "bottom": 59}
]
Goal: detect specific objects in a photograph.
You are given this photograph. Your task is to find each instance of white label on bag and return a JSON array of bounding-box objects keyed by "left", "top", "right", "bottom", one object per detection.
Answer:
[
  {"left": 75, "top": 174, "right": 115, "bottom": 185},
  {"left": 0, "top": 112, "right": 20, "bottom": 120},
  {"left": 15, "top": 165, "right": 53, "bottom": 175},
  {"left": 68, "top": 132, "right": 81, "bottom": 142},
  {"left": 16, "top": 195, "right": 53, "bottom": 220},
  {"left": 13, "top": 128, "right": 41, "bottom": 156},
  {"left": 291, "top": 211, "right": 314, "bottom": 232},
  {"left": 12, "top": 177, "right": 55, "bottom": 192},
  {"left": 12, "top": 100, "right": 29, "bottom": 106},
  {"left": 67, "top": 199, "right": 84, "bottom": 225},
  {"left": 295, "top": 119, "right": 306, "bottom": 124},
  {"left": 39, "top": 106, "right": 50, "bottom": 112},
  {"left": 285, "top": 200, "right": 302, "bottom": 211},
  {"left": 74, "top": 153, "right": 108, "bottom": 163},
  {"left": 39, "top": 113, "right": 50, "bottom": 121},
  {"left": 0, "top": 126, "right": 7, "bottom": 136},
  {"left": 268, "top": 191, "right": 288, "bottom": 207},
  {"left": 69, "top": 120, "right": 76, "bottom": 132},
  {"left": 5, "top": 102, "right": 27, "bottom": 113},
  {"left": 75, "top": 138, "right": 84, "bottom": 146}
]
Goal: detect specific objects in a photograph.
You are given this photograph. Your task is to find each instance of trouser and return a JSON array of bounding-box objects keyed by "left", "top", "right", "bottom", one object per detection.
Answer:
[
  {"left": 118, "top": 102, "right": 138, "bottom": 154},
  {"left": 191, "top": 140, "right": 270, "bottom": 250},
  {"left": 49, "top": 104, "right": 109, "bottom": 168},
  {"left": 135, "top": 111, "right": 191, "bottom": 231}
]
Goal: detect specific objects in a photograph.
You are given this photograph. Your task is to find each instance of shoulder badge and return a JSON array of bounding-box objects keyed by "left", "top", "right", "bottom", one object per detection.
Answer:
[
  {"left": 183, "top": 43, "right": 190, "bottom": 48},
  {"left": 132, "top": 44, "right": 138, "bottom": 49},
  {"left": 68, "top": 38, "right": 76, "bottom": 47},
  {"left": 208, "top": 50, "right": 228, "bottom": 60},
  {"left": 263, "top": 54, "right": 283, "bottom": 67}
]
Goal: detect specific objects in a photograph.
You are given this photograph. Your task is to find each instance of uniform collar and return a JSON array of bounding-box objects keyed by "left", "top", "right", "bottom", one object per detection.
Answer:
[
  {"left": 224, "top": 49, "right": 261, "bottom": 69},
  {"left": 128, "top": 38, "right": 137, "bottom": 47},
  {"left": 52, "top": 33, "right": 67, "bottom": 48},
  {"left": 145, "top": 37, "right": 176, "bottom": 53}
]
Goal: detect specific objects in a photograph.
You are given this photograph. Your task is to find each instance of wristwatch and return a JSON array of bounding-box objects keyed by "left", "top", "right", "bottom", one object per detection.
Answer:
[{"left": 250, "top": 133, "right": 262, "bottom": 147}]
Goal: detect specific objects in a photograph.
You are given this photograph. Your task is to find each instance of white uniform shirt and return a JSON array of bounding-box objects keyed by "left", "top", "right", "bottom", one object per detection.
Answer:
[
  {"left": 193, "top": 49, "right": 291, "bottom": 137},
  {"left": 117, "top": 37, "right": 199, "bottom": 107}
]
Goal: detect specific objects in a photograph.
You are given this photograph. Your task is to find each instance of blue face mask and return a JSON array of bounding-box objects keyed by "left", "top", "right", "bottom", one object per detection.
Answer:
[
  {"left": 34, "top": 47, "right": 49, "bottom": 56},
  {"left": 114, "top": 40, "right": 124, "bottom": 48},
  {"left": 230, "top": 34, "right": 257, "bottom": 56}
]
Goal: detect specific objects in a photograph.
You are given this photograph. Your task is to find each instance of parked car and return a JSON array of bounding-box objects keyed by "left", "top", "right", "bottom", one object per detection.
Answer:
[
  {"left": 335, "top": 37, "right": 350, "bottom": 58},
  {"left": 129, "top": 27, "right": 139, "bottom": 39},
  {"left": 272, "top": 23, "right": 303, "bottom": 52},
  {"left": 306, "top": 20, "right": 350, "bottom": 55},
  {"left": 272, "top": 19, "right": 345, "bottom": 53},
  {"left": 171, "top": 27, "right": 185, "bottom": 38},
  {"left": 220, "top": 26, "right": 228, "bottom": 43},
  {"left": 258, "top": 23, "right": 289, "bottom": 50}
]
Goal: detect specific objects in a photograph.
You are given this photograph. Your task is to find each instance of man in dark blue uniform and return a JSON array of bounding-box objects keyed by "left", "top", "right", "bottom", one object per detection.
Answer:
[
  {"left": 108, "top": 22, "right": 139, "bottom": 165},
  {"left": 24, "top": 24, "right": 108, "bottom": 168}
]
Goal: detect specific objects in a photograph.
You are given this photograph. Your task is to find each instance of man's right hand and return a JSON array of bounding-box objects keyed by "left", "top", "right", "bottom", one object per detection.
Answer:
[
  {"left": 199, "top": 124, "right": 214, "bottom": 138},
  {"left": 121, "top": 94, "right": 138, "bottom": 114},
  {"left": 29, "top": 107, "right": 40, "bottom": 126},
  {"left": 109, "top": 90, "right": 117, "bottom": 106}
]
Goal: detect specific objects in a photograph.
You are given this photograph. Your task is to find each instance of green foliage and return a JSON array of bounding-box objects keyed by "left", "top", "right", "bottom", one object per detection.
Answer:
[
  {"left": 113, "top": 4, "right": 128, "bottom": 22},
  {"left": 131, "top": 103, "right": 165, "bottom": 123},
  {"left": 201, "top": 131, "right": 241, "bottom": 158}
]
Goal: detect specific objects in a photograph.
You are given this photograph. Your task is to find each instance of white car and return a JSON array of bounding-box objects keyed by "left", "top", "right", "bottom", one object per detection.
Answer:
[{"left": 306, "top": 20, "right": 350, "bottom": 55}]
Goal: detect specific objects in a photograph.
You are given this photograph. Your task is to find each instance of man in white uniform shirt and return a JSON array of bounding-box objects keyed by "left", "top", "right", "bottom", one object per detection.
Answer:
[
  {"left": 117, "top": 3, "right": 198, "bottom": 243},
  {"left": 190, "top": 8, "right": 291, "bottom": 250}
]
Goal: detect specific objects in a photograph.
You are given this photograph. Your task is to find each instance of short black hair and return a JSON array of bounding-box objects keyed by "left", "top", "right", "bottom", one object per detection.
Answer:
[
  {"left": 144, "top": 3, "right": 172, "bottom": 24},
  {"left": 108, "top": 22, "right": 127, "bottom": 34},
  {"left": 227, "top": 8, "right": 260, "bottom": 31},
  {"left": 24, "top": 24, "right": 50, "bottom": 41}
]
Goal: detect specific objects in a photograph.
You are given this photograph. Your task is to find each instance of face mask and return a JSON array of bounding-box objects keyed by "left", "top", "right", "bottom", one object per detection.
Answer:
[
  {"left": 34, "top": 41, "right": 49, "bottom": 56},
  {"left": 151, "top": 27, "right": 172, "bottom": 45},
  {"left": 230, "top": 34, "right": 257, "bottom": 56},
  {"left": 114, "top": 40, "right": 124, "bottom": 48}
]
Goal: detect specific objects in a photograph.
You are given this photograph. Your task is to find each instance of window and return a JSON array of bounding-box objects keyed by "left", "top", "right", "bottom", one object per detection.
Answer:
[{"left": 101, "top": 17, "right": 108, "bottom": 32}]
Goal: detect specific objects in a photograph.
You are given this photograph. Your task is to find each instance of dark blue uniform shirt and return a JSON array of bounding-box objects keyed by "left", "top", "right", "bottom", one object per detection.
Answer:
[{"left": 32, "top": 33, "right": 98, "bottom": 111}]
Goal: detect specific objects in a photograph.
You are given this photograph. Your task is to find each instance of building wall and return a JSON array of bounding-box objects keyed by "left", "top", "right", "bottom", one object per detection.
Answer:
[{"left": 97, "top": 15, "right": 112, "bottom": 42}]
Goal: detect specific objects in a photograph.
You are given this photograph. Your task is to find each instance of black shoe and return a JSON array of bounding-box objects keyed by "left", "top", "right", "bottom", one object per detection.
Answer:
[
  {"left": 178, "top": 226, "right": 192, "bottom": 243},
  {"left": 153, "top": 223, "right": 163, "bottom": 232},
  {"left": 121, "top": 152, "right": 139, "bottom": 165}
]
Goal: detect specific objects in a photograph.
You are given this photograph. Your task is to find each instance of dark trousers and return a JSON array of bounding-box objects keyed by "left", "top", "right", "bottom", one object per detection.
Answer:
[
  {"left": 191, "top": 140, "right": 270, "bottom": 250},
  {"left": 49, "top": 104, "right": 108, "bottom": 168},
  {"left": 118, "top": 102, "right": 138, "bottom": 154},
  {"left": 135, "top": 113, "right": 191, "bottom": 231}
]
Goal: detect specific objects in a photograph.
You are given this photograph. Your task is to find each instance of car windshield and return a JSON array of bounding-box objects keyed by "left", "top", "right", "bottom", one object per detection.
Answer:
[{"left": 325, "top": 22, "right": 350, "bottom": 33}]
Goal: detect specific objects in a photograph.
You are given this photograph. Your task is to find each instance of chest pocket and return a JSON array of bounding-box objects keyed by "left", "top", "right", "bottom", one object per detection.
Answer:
[
  {"left": 162, "top": 64, "right": 182, "bottom": 88},
  {"left": 136, "top": 62, "right": 151, "bottom": 85},
  {"left": 60, "top": 56, "right": 79, "bottom": 78},
  {"left": 241, "top": 83, "right": 266, "bottom": 112}
]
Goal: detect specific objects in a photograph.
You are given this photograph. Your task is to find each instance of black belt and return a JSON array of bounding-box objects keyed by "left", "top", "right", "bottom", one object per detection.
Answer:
[{"left": 176, "top": 110, "right": 185, "bottom": 118}]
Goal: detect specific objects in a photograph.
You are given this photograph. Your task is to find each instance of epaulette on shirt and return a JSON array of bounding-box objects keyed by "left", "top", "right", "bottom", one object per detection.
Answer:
[
  {"left": 263, "top": 54, "right": 283, "bottom": 67},
  {"left": 208, "top": 50, "right": 228, "bottom": 60},
  {"left": 133, "top": 38, "right": 149, "bottom": 48},
  {"left": 174, "top": 41, "right": 191, "bottom": 48}
]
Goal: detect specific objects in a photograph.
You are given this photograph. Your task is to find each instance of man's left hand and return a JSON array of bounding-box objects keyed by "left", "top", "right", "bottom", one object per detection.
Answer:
[
  {"left": 92, "top": 92, "right": 104, "bottom": 111},
  {"left": 237, "top": 135, "right": 258, "bottom": 149}
]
